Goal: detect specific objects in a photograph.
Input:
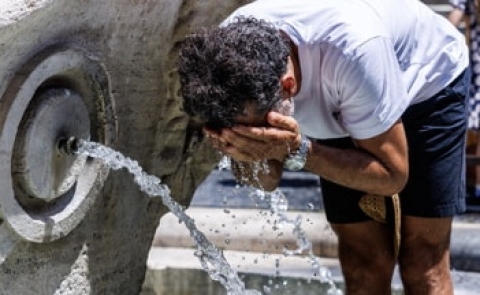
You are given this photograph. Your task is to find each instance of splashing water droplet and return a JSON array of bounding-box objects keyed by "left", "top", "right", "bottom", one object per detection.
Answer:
[
  {"left": 249, "top": 188, "right": 342, "bottom": 294},
  {"left": 306, "top": 203, "right": 315, "bottom": 210},
  {"left": 218, "top": 156, "right": 232, "bottom": 170}
]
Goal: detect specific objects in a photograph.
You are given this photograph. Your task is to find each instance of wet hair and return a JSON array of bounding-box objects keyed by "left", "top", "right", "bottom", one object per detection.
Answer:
[{"left": 178, "top": 16, "right": 290, "bottom": 130}]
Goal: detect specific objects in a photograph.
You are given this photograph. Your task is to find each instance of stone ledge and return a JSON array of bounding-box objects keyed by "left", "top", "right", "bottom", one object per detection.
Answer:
[
  {"left": 147, "top": 247, "right": 343, "bottom": 279},
  {"left": 152, "top": 208, "right": 339, "bottom": 258},
  {"left": 153, "top": 207, "right": 480, "bottom": 273},
  {"left": 145, "top": 247, "right": 480, "bottom": 295}
]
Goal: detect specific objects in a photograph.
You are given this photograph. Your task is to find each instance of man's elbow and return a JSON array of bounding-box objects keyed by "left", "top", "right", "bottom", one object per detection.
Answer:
[{"left": 387, "top": 170, "right": 408, "bottom": 196}]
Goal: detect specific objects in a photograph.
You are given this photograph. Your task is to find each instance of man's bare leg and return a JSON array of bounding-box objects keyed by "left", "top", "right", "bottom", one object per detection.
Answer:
[
  {"left": 331, "top": 221, "right": 396, "bottom": 295},
  {"left": 398, "top": 216, "right": 453, "bottom": 295}
]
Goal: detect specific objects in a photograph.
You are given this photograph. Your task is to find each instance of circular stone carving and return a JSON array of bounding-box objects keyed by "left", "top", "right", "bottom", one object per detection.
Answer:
[
  {"left": 0, "top": 46, "right": 116, "bottom": 243},
  {"left": 13, "top": 88, "right": 90, "bottom": 203}
]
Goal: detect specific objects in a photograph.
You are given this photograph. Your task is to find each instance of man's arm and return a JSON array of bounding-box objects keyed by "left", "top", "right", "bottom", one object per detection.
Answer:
[
  {"left": 304, "top": 120, "right": 408, "bottom": 196},
  {"left": 448, "top": 7, "right": 465, "bottom": 27},
  {"left": 208, "top": 111, "right": 408, "bottom": 195}
]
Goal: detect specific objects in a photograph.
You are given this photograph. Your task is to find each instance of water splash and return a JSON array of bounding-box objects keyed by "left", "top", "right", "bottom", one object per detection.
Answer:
[
  {"left": 250, "top": 189, "right": 343, "bottom": 295},
  {"left": 217, "top": 155, "right": 231, "bottom": 170},
  {"left": 220, "top": 156, "right": 342, "bottom": 294},
  {"left": 76, "top": 141, "right": 260, "bottom": 295}
]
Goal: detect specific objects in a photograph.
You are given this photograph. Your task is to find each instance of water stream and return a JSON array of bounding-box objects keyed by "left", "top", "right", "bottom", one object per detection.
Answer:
[
  {"left": 75, "top": 140, "right": 341, "bottom": 294},
  {"left": 76, "top": 141, "right": 260, "bottom": 295}
]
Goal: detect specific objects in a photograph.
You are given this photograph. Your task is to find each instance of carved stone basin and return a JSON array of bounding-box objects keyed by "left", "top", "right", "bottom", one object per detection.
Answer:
[{"left": 1, "top": 47, "right": 114, "bottom": 243}]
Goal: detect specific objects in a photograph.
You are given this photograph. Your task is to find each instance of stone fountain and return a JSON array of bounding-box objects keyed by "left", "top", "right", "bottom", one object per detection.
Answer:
[{"left": 0, "top": 1, "right": 249, "bottom": 294}]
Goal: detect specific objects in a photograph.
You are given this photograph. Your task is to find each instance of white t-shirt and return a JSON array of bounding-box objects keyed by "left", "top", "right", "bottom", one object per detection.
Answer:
[{"left": 222, "top": 0, "right": 469, "bottom": 139}]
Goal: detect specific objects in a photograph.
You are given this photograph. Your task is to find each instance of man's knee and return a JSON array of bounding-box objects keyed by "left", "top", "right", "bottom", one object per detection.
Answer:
[
  {"left": 398, "top": 217, "right": 453, "bottom": 294},
  {"left": 398, "top": 217, "right": 452, "bottom": 270},
  {"left": 332, "top": 221, "right": 396, "bottom": 293},
  {"left": 398, "top": 232, "right": 451, "bottom": 281},
  {"left": 337, "top": 236, "right": 396, "bottom": 280}
]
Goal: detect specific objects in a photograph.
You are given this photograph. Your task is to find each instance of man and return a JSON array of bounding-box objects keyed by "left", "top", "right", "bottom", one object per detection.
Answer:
[{"left": 177, "top": 0, "right": 469, "bottom": 294}]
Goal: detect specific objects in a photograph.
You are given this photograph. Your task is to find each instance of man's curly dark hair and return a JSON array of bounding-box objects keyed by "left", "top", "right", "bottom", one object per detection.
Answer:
[{"left": 178, "top": 17, "right": 290, "bottom": 130}]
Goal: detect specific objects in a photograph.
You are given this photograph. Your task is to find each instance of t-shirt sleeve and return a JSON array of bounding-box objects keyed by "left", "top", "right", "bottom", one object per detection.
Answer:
[{"left": 335, "top": 37, "right": 409, "bottom": 140}]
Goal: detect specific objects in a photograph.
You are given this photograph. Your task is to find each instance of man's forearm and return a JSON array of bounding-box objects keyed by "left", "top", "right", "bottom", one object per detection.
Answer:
[
  {"left": 305, "top": 141, "right": 406, "bottom": 196},
  {"left": 231, "top": 159, "right": 283, "bottom": 191}
]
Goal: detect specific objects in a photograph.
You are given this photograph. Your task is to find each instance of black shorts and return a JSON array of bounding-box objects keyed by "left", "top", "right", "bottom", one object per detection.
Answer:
[{"left": 318, "top": 70, "right": 469, "bottom": 224}]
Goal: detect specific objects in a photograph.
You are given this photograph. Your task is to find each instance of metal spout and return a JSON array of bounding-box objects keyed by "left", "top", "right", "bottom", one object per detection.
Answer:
[{"left": 58, "top": 136, "right": 84, "bottom": 155}]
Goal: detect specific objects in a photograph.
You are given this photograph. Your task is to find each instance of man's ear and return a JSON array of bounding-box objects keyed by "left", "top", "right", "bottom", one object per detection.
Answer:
[
  {"left": 280, "top": 74, "right": 297, "bottom": 97},
  {"left": 280, "top": 56, "right": 298, "bottom": 97}
]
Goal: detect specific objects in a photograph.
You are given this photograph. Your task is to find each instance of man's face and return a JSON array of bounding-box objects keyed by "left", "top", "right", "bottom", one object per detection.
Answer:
[
  {"left": 232, "top": 98, "right": 294, "bottom": 128},
  {"left": 233, "top": 102, "right": 269, "bottom": 128}
]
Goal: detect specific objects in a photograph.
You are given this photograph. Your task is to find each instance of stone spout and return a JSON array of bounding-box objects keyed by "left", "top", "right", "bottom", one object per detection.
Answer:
[{"left": 0, "top": 0, "right": 250, "bottom": 294}]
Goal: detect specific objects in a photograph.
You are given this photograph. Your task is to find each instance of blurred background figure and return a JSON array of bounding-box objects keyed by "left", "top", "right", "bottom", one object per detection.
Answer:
[{"left": 449, "top": 0, "right": 480, "bottom": 210}]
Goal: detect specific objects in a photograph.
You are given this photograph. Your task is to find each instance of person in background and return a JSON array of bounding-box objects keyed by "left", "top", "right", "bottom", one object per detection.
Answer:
[
  {"left": 178, "top": 0, "right": 469, "bottom": 294},
  {"left": 449, "top": 0, "right": 480, "bottom": 209}
]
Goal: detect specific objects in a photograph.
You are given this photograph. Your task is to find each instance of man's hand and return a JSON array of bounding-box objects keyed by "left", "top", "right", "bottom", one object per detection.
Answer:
[{"left": 204, "top": 111, "right": 301, "bottom": 163}]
